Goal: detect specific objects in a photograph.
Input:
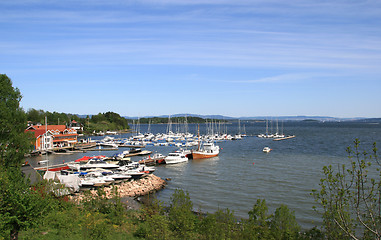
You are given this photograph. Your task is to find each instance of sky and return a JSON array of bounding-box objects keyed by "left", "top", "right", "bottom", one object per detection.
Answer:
[{"left": 1, "top": 0, "right": 381, "bottom": 118}]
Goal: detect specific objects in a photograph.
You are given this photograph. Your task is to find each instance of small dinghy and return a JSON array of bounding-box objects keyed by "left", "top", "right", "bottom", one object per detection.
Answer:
[{"left": 262, "top": 147, "right": 272, "bottom": 153}]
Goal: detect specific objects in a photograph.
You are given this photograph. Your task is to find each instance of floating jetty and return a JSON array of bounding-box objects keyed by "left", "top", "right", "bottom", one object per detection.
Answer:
[
  {"left": 273, "top": 135, "right": 296, "bottom": 141},
  {"left": 87, "top": 147, "right": 119, "bottom": 151}
]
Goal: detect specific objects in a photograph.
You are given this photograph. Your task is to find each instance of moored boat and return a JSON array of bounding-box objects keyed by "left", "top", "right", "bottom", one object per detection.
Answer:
[
  {"left": 139, "top": 152, "right": 166, "bottom": 165},
  {"left": 165, "top": 151, "right": 188, "bottom": 164},
  {"left": 67, "top": 159, "right": 119, "bottom": 171},
  {"left": 190, "top": 142, "right": 220, "bottom": 159}
]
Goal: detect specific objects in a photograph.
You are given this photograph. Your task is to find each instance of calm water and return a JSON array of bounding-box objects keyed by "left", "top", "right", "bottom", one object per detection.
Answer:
[{"left": 27, "top": 121, "right": 381, "bottom": 229}]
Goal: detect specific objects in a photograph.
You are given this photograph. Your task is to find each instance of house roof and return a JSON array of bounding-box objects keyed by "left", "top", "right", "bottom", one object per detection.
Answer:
[
  {"left": 31, "top": 125, "right": 67, "bottom": 132},
  {"left": 32, "top": 129, "right": 46, "bottom": 138},
  {"left": 25, "top": 125, "right": 75, "bottom": 138},
  {"left": 53, "top": 134, "right": 78, "bottom": 138}
]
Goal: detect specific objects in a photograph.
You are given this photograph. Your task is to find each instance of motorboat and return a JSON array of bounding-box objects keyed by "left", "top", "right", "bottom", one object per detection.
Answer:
[
  {"left": 78, "top": 172, "right": 109, "bottom": 187},
  {"left": 67, "top": 159, "right": 119, "bottom": 171},
  {"left": 119, "top": 148, "right": 152, "bottom": 158},
  {"left": 165, "top": 151, "right": 188, "bottom": 164},
  {"left": 115, "top": 161, "right": 154, "bottom": 178},
  {"left": 263, "top": 147, "right": 272, "bottom": 153},
  {"left": 139, "top": 153, "right": 166, "bottom": 165},
  {"left": 190, "top": 142, "right": 219, "bottom": 159},
  {"left": 99, "top": 170, "right": 131, "bottom": 182}
]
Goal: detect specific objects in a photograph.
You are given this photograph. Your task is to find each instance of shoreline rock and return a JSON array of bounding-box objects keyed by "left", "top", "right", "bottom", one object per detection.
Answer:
[{"left": 69, "top": 174, "right": 167, "bottom": 205}]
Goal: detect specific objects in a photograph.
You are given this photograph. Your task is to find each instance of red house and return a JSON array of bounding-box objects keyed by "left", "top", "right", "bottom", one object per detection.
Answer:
[{"left": 25, "top": 125, "right": 78, "bottom": 151}]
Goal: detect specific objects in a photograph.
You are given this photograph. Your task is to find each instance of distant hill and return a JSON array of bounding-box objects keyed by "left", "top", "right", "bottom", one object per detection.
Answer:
[
  {"left": 80, "top": 113, "right": 375, "bottom": 122},
  {"left": 124, "top": 113, "right": 236, "bottom": 120},
  {"left": 348, "top": 118, "right": 381, "bottom": 123},
  {"left": 239, "top": 116, "right": 345, "bottom": 121},
  {"left": 126, "top": 114, "right": 367, "bottom": 122}
]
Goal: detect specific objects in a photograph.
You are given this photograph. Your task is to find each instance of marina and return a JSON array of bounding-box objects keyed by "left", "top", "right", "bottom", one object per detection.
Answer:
[
  {"left": 25, "top": 120, "right": 381, "bottom": 230},
  {"left": 3, "top": 0, "right": 380, "bottom": 237}
]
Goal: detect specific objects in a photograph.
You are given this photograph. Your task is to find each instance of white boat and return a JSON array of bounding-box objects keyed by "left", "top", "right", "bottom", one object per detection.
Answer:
[
  {"left": 98, "top": 142, "right": 118, "bottom": 148},
  {"left": 119, "top": 148, "right": 152, "bottom": 158},
  {"left": 108, "top": 171, "right": 132, "bottom": 181},
  {"left": 263, "top": 147, "right": 272, "bottom": 153},
  {"left": 67, "top": 159, "right": 119, "bottom": 171},
  {"left": 165, "top": 151, "right": 188, "bottom": 164},
  {"left": 115, "top": 161, "right": 153, "bottom": 178},
  {"left": 79, "top": 173, "right": 109, "bottom": 187},
  {"left": 120, "top": 167, "right": 147, "bottom": 179}
]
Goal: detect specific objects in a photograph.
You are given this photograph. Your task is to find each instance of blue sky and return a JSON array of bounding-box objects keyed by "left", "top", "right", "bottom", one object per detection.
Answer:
[{"left": 1, "top": 0, "right": 381, "bottom": 118}]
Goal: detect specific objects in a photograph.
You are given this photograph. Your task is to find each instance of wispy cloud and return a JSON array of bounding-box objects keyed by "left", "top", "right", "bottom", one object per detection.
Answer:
[
  {"left": 222, "top": 73, "right": 313, "bottom": 84},
  {"left": 1, "top": 0, "right": 380, "bottom": 73},
  {"left": 2, "top": 0, "right": 381, "bottom": 117}
]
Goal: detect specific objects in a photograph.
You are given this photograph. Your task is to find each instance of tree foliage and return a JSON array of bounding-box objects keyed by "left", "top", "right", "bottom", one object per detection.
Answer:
[
  {"left": 168, "top": 189, "right": 198, "bottom": 239},
  {"left": 313, "top": 139, "right": 380, "bottom": 239},
  {"left": 26, "top": 108, "right": 79, "bottom": 126},
  {"left": 0, "top": 74, "right": 32, "bottom": 169},
  {"left": 0, "top": 74, "right": 56, "bottom": 240},
  {"left": 25, "top": 109, "right": 130, "bottom": 133},
  {"left": 270, "top": 204, "right": 301, "bottom": 239}
]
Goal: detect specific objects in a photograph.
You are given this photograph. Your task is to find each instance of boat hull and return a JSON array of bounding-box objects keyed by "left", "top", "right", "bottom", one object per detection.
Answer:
[
  {"left": 191, "top": 152, "right": 219, "bottom": 159},
  {"left": 165, "top": 158, "right": 188, "bottom": 164}
]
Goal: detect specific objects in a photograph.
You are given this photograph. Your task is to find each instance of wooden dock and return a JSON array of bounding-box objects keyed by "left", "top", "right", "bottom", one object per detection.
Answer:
[
  {"left": 34, "top": 163, "right": 70, "bottom": 172},
  {"left": 87, "top": 147, "right": 119, "bottom": 151},
  {"left": 273, "top": 135, "right": 296, "bottom": 141}
]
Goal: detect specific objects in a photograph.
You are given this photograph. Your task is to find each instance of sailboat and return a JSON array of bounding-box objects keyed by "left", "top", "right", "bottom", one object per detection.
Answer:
[
  {"left": 258, "top": 119, "right": 271, "bottom": 138},
  {"left": 189, "top": 125, "right": 220, "bottom": 159}
]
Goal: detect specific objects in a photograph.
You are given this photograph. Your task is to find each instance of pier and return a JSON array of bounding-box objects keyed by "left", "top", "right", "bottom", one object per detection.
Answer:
[
  {"left": 273, "top": 135, "right": 296, "bottom": 141},
  {"left": 86, "top": 147, "right": 119, "bottom": 151}
]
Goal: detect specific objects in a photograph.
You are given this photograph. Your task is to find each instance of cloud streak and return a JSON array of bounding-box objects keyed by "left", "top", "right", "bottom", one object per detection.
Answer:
[{"left": 222, "top": 74, "right": 313, "bottom": 84}]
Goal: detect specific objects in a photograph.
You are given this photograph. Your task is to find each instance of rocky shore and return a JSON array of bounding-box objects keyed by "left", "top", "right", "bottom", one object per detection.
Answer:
[{"left": 69, "top": 174, "right": 167, "bottom": 207}]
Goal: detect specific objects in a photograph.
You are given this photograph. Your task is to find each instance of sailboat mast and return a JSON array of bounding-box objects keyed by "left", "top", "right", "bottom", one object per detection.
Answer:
[
  {"left": 147, "top": 119, "right": 151, "bottom": 133},
  {"left": 266, "top": 119, "right": 268, "bottom": 136},
  {"left": 276, "top": 119, "right": 279, "bottom": 135},
  {"left": 197, "top": 124, "right": 201, "bottom": 151}
]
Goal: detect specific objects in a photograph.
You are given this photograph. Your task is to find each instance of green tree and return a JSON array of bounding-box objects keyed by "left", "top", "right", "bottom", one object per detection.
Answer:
[
  {"left": 0, "top": 75, "right": 59, "bottom": 240},
  {"left": 198, "top": 208, "right": 238, "bottom": 239},
  {"left": 168, "top": 189, "right": 198, "bottom": 239},
  {"left": 26, "top": 108, "right": 44, "bottom": 123},
  {"left": 0, "top": 74, "right": 32, "bottom": 169},
  {"left": 312, "top": 139, "right": 380, "bottom": 239},
  {"left": 241, "top": 199, "right": 272, "bottom": 239},
  {"left": 270, "top": 204, "right": 300, "bottom": 239},
  {"left": 0, "top": 175, "right": 57, "bottom": 240}
]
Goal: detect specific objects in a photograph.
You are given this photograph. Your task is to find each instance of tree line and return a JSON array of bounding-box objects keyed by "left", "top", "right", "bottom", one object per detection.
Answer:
[
  {"left": 26, "top": 111, "right": 227, "bottom": 133},
  {"left": 26, "top": 109, "right": 130, "bottom": 133}
]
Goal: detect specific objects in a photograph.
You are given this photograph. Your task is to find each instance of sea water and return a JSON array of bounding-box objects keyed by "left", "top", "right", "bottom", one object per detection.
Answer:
[{"left": 27, "top": 121, "right": 381, "bottom": 229}]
